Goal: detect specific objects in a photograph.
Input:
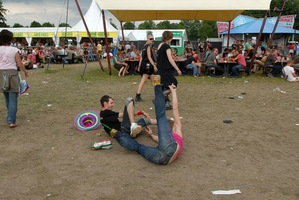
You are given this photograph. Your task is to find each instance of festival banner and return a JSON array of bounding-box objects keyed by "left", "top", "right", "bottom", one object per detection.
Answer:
[{"left": 217, "top": 14, "right": 297, "bottom": 33}]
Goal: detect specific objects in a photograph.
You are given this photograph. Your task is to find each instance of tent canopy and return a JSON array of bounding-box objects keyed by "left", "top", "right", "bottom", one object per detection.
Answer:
[
  {"left": 72, "top": 0, "right": 117, "bottom": 33},
  {"left": 119, "top": 29, "right": 188, "bottom": 41},
  {"left": 221, "top": 18, "right": 299, "bottom": 34},
  {"left": 96, "top": 0, "right": 272, "bottom": 22}
]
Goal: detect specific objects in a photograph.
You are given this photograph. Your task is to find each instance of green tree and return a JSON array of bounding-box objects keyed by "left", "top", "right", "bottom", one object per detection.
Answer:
[
  {"left": 58, "top": 23, "right": 71, "bottom": 27},
  {"left": 13, "top": 23, "right": 24, "bottom": 28},
  {"left": 138, "top": 20, "right": 156, "bottom": 29},
  {"left": 30, "top": 21, "right": 42, "bottom": 27},
  {"left": 179, "top": 20, "right": 201, "bottom": 41},
  {"left": 198, "top": 21, "right": 217, "bottom": 41},
  {"left": 123, "top": 21, "right": 135, "bottom": 29},
  {"left": 0, "top": 0, "right": 8, "bottom": 27},
  {"left": 42, "top": 22, "right": 55, "bottom": 27},
  {"left": 156, "top": 20, "right": 172, "bottom": 29}
]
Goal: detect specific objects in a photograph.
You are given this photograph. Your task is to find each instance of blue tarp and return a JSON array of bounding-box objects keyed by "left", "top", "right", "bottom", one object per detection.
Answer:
[{"left": 221, "top": 18, "right": 299, "bottom": 34}]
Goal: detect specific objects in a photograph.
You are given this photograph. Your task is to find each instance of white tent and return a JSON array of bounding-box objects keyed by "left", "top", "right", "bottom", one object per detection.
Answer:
[
  {"left": 72, "top": 0, "right": 118, "bottom": 44},
  {"left": 1, "top": 0, "right": 118, "bottom": 47}
]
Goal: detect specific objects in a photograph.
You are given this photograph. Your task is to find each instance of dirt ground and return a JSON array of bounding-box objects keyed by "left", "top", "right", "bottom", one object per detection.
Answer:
[{"left": 0, "top": 61, "right": 299, "bottom": 200}]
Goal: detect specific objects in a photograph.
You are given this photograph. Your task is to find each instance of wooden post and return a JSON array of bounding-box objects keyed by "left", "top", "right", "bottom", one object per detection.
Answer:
[
  {"left": 74, "top": 0, "right": 105, "bottom": 75},
  {"left": 227, "top": 21, "right": 231, "bottom": 48},
  {"left": 248, "top": 10, "right": 269, "bottom": 73},
  {"left": 268, "top": 0, "right": 288, "bottom": 46},
  {"left": 102, "top": 10, "right": 112, "bottom": 75}
]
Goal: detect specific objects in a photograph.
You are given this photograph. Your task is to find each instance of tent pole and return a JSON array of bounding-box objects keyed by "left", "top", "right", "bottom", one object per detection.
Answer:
[
  {"left": 102, "top": 10, "right": 112, "bottom": 75},
  {"left": 121, "top": 22, "right": 125, "bottom": 47},
  {"left": 268, "top": 0, "right": 287, "bottom": 46},
  {"left": 248, "top": 10, "right": 269, "bottom": 73},
  {"left": 74, "top": 0, "right": 104, "bottom": 79},
  {"left": 226, "top": 21, "right": 231, "bottom": 48}
]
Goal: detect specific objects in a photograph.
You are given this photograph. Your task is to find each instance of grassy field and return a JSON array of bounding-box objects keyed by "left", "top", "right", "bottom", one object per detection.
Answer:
[{"left": 0, "top": 60, "right": 299, "bottom": 200}]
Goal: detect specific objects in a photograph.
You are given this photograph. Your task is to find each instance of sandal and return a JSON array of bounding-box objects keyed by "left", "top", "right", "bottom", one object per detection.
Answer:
[{"left": 10, "top": 124, "right": 17, "bottom": 128}]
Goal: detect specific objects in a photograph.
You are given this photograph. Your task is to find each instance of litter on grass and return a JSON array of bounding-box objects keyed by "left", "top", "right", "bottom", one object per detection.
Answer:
[{"left": 212, "top": 189, "right": 241, "bottom": 195}]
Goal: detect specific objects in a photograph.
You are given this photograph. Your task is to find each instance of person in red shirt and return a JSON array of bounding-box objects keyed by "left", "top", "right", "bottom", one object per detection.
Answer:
[
  {"left": 231, "top": 49, "right": 247, "bottom": 76},
  {"left": 288, "top": 43, "right": 295, "bottom": 56}
]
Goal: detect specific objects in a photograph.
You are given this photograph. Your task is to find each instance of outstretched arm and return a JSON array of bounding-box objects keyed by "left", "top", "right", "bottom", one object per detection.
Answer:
[{"left": 169, "top": 84, "right": 182, "bottom": 138}]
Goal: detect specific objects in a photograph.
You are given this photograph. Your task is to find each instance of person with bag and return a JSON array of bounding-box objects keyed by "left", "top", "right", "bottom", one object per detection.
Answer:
[
  {"left": 157, "top": 31, "right": 182, "bottom": 109},
  {"left": 0, "top": 29, "right": 29, "bottom": 128},
  {"left": 135, "top": 33, "right": 157, "bottom": 102}
]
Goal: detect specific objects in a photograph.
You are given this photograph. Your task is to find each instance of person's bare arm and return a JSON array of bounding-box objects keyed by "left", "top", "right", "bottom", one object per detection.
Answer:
[
  {"left": 16, "top": 53, "right": 28, "bottom": 78},
  {"left": 169, "top": 84, "right": 182, "bottom": 137},
  {"left": 166, "top": 49, "right": 182, "bottom": 75},
  {"left": 145, "top": 127, "right": 159, "bottom": 143},
  {"left": 118, "top": 112, "right": 123, "bottom": 118}
]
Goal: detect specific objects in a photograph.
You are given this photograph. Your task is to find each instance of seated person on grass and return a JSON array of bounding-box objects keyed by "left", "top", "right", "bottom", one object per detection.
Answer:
[
  {"left": 112, "top": 51, "right": 129, "bottom": 76},
  {"left": 22, "top": 55, "right": 33, "bottom": 70},
  {"left": 283, "top": 60, "right": 299, "bottom": 82}
]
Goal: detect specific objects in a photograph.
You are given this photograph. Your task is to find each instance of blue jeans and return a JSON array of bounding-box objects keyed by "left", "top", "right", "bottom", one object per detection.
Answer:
[
  {"left": 3, "top": 92, "right": 18, "bottom": 124},
  {"left": 119, "top": 97, "right": 150, "bottom": 134},
  {"left": 186, "top": 64, "right": 198, "bottom": 76},
  {"left": 232, "top": 65, "right": 245, "bottom": 76},
  {"left": 114, "top": 85, "right": 177, "bottom": 165}
]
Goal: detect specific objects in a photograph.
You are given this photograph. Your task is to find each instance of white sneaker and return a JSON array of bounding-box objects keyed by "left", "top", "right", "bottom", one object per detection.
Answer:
[{"left": 130, "top": 123, "right": 142, "bottom": 138}]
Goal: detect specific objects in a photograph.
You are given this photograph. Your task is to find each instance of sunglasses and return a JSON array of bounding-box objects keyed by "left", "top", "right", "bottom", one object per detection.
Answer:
[{"left": 149, "top": 38, "right": 154, "bottom": 41}]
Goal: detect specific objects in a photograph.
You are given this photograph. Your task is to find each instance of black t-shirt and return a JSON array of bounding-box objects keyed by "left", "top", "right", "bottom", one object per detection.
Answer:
[
  {"left": 157, "top": 43, "right": 172, "bottom": 70},
  {"left": 184, "top": 56, "right": 194, "bottom": 66},
  {"left": 100, "top": 110, "right": 120, "bottom": 134}
]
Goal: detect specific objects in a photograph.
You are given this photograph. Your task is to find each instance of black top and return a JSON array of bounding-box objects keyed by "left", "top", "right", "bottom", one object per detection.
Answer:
[
  {"left": 100, "top": 110, "right": 120, "bottom": 134},
  {"left": 141, "top": 44, "right": 154, "bottom": 63},
  {"left": 157, "top": 43, "right": 172, "bottom": 70},
  {"left": 157, "top": 43, "right": 178, "bottom": 87}
]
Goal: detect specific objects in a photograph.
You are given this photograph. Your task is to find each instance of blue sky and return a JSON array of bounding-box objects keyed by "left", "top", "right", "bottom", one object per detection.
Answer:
[{"left": 2, "top": 0, "right": 118, "bottom": 27}]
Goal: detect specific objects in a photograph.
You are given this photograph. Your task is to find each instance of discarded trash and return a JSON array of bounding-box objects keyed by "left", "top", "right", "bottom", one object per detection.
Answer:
[
  {"left": 132, "top": 82, "right": 137, "bottom": 85},
  {"left": 223, "top": 120, "right": 233, "bottom": 124},
  {"left": 90, "top": 139, "right": 112, "bottom": 150},
  {"left": 42, "top": 81, "right": 48, "bottom": 84},
  {"left": 295, "top": 108, "right": 299, "bottom": 111},
  {"left": 273, "top": 87, "right": 281, "bottom": 92},
  {"left": 212, "top": 189, "right": 241, "bottom": 195},
  {"left": 228, "top": 96, "right": 235, "bottom": 99},
  {"left": 238, "top": 96, "right": 244, "bottom": 99},
  {"left": 47, "top": 104, "right": 52, "bottom": 107},
  {"left": 296, "top": 124, "right": 299, "bottom": 126},
  {"left": 280, "top": 90, "right": 286, "bottom": 94},
  {"left": 149, "top": 107, "right": 153, "bottom": 110}
]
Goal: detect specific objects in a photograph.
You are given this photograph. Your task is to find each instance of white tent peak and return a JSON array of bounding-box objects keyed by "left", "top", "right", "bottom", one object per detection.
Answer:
[{"left": 72, "top": 0, "right": 117, "bottom": 32}]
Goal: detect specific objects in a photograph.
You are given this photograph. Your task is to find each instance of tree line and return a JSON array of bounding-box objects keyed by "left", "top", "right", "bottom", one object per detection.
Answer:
[{"left": 0, "top": 0, "right": 298, "bottom": 41}]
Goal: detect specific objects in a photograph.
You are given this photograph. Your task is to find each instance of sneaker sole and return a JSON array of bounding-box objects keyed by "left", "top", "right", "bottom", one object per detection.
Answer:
[{"left": 130, "top": 126, "right": 142, "bottom": 138}]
